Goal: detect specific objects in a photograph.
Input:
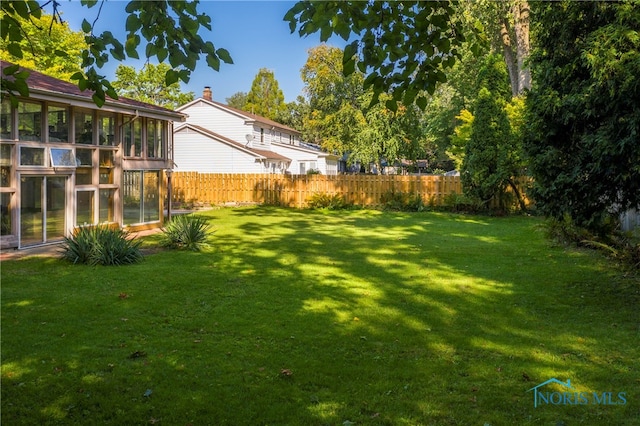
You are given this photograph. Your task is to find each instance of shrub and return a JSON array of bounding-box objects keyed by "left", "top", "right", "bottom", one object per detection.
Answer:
[
  {"left": 306, "top": 193, "right": 350, "bottom": 210},
  {"left": 380, "top": 191, "right": 425, "bottom": 212},
  {"left": 542, "top": 215, "right": 640, "bottom": 269},
  {"left": 160, "top": 214, "right": 213, "bottom": 251},
  {"left": 443, "top": 192, "right": 482, "bottom": 213},
  {"left": 61, "top": 226, "right": 143, "bottom": 266}
]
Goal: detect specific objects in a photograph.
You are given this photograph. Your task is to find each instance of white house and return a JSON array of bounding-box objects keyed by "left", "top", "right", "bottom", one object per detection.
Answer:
[
  {"left": 0, "top": 61, "right": 185, "bottom": 249},
  {"left": 173, "top": 88, "right": 339, "bottom": 175},
  {"left": 173, "top": 123, "right": 290, "bottom": 174}
]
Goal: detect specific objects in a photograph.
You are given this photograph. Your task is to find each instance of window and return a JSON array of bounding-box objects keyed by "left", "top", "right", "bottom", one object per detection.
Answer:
[
  {"left": 99, "top": 150, "right": 114, "bottom": 184},
  {"left": 20, "top": 147, "right": 45, "bottom": 166},
  {"left": 98, "top": 113, "right": 115, "bottom": 145},
  {"left": 124, "top": 118, "right": 142, "bottom": 157},
  {"left": 75, "top": 148, "right": 93, "bottom": 185},
  {"left": 76, "top": 190, "right": 95, "bottom": 226},
  {"left": 0, "top": 193, "right": 11, "bottom": 235},
  {"left": 260, "top": 128, "right": 264, "bottom": 144},
  {"left": 146, "top": 119, "right": 162, "bottom": 158},
  {"left": 18, "top": 101, "right": 42, "bottom": 142},
  {"left": 75, "top": 110, "right": 94, "bottom": 144},
  {"left": 1, "top": 98, "right": 12, "bottom": 139},
  {"left": 99, "top": 189, "right": 115, "bottom": 223},
  {"left": 299, "top": 162, "right": 306, "bottom": 175},
  {"left": 49, "top": 148, "right": 76, "bottom": 167},
  {"left": 1, "top": 144, "right": 11, "bottom": 187},
  {"left": 48, "top": 105, "right": 69, "bottom": 142},
  {"left": 123, "top": 170, "right": 160, "bottom": 225}
]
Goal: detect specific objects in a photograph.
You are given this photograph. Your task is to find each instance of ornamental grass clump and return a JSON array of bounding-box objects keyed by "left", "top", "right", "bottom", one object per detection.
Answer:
[
  {"left": 60, "top": 226, "right": 143, "bottom": 266},
  {"left": 160, "top": 214, "right": 213, "bottom": 251}
]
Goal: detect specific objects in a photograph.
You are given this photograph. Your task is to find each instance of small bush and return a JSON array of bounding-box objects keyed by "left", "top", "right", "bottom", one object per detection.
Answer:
[
  {"left": 443, "top": 192, "right": 482, "bottom": 213},
  {"left": 307, "top": 193, "right": 350, "bottom": 210},
  {"left": 61, "top": 226, "right": 143, "bottom": 266},
  {"left": 161, "top": 214, "right": 213, "bottom": 251},
  {"left": 380, "top": 191, "right": 425, "bottom": 212}
]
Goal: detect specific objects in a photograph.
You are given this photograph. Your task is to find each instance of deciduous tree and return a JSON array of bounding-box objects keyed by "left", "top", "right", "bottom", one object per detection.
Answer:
[
  {"left": 0, "top": 11, "right": 86, "bottom": 80},
  {"left": 286, "top": 1, "right": 480, "bottom": 111},
  {"left": 1, "top": 0, "right": 232, "bottom": 106},
  {"left": 244, "top": 68, "right": 287, "bottom": 121},
  {"left": 112, "top": 63, "right": 194, "bottom": 109}
]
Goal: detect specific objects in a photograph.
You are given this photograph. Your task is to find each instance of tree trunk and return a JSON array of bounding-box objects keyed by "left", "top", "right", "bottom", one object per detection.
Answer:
[
  {"left": 508, "top": 177, "right": 528, "bottom": 212},
  {"left": 513, "top": 1, "right": 531, "bottom": 93},
  {"left": 500, "top": 19, "right": 520, "bottom": 97}
]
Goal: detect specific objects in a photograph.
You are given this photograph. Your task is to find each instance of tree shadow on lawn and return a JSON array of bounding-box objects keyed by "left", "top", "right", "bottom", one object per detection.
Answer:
[{"left": 1, "top": 207, "right": 638, "bottom": 425}]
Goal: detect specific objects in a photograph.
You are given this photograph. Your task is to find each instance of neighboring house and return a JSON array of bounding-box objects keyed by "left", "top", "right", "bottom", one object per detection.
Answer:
[
  {"left": 173, "top": 88, "right": 339, "bottom": 175},
  {"left": 173, "top": 123, "right": 291, "bottom": 174},
  {"left": 0, "top": 61, "right": 186, "bottom": 249}
]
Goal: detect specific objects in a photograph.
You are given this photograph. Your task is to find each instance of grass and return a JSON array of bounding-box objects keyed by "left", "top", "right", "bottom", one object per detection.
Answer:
[{"left": 2, "top": 206, "right": 638, "bottom": 425}]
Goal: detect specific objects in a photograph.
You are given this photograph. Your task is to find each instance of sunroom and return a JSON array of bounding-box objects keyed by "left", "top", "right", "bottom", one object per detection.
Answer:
[{"left": 0, "top": 62, "right": 186, "bottom": 249}]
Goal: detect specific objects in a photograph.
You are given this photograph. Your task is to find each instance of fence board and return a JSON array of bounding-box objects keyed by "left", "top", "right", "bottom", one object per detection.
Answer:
[{"left": 170, "top": 172, "right": 529, "bottom": 209}]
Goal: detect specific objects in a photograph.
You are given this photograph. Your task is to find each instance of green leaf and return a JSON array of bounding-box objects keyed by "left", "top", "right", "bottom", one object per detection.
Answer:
[
  {"left": 165, "top": 69, "right": 179, "bottom": 86},
  {"left": 126, "top": 14, "right": 141, "bottom": 32},
  {"left": 416, "top": 96, "right": 427, "bottom": 110},
  {"left": 81, "top": 19, "right": 92, "bottom": 33},
  {"left": 7, "top": 43, "right": 23, "bottom": 59},
  {"left": 385, "top": 99, "right": 398, "bottom": 112},
  {"left": 78, "top": 77, "right": 88, "bottom": 91},
  {"left": 157, "top": 47, "right": 168, "bottom": 62},
  {"left": 343, "top": 58, "right": 355, "bottom": 76},
  {"left": 92, "top": 93, "right": 105, "bottom": 108},
  {"left": 125, "top": 1, "right": 140, "bottom": 13},
  {"left": 145, "top": 43, "right": 157, "bottom": 58},
  {"left": 320, "top": 25, "right": 332, "bottom": 42},
  {"left": 125, "top": 36, "right": 139, "bottom": 59},
  {"left": 216, "top": 48, "right": 233, "bottom": 64},
  {"left": 206, "top": 54, "right": 220, "bottom": 71},
  {"left": 2, "top": 65, "right": 19, "bottom": 76}
]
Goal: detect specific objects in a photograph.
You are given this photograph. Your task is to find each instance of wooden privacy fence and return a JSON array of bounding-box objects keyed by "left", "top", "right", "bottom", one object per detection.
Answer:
[{"left": 171, "top": 172, "right": 469, "bottom": 208}]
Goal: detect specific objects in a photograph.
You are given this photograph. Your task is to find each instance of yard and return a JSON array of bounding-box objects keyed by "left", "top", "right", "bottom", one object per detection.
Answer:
[{"left": 1, "top": 207, "right": 638, "bottom": 425}]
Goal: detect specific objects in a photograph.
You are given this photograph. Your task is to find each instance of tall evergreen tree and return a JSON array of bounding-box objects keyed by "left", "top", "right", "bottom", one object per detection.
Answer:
[{"left": 525, "top": 0, "right": 640, "bottom": 231}]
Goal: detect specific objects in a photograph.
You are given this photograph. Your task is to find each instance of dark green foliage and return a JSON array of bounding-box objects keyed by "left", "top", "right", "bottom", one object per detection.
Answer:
[
  {"left": 525, "top": 0, "right": 640, "bottom": 232},
  {"left": 461, "top": 87, "right": 512, "bottom": 207},
  {"left": 60, "top": 226, "right": 143, "bottom": 266},
  {"left": 306, "top": 193, "right": 350, "bottom": 210},
  {"left": 380, "top": 191, "right": 425, "bottom": 212},
  {"left": 160, "top": 214, "right": 212, "bottom": 251},
  {"left": 285, "top": 1, "right": 478, "bottom": 110}
]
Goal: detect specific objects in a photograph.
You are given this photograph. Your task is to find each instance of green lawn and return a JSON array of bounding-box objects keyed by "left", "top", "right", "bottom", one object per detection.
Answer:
[{"left": 2, "top": 207, "right": 638, "bottom": 425}]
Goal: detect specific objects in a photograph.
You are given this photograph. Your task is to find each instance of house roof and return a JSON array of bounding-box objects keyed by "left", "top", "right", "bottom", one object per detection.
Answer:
[
  {"left": 1, "top": 60, "right": 186, "bottom": 121},
  {"left": 272, "top": 141, "right": 340, "bottom": 159},
  {"left": 175, "top": 123, "right": 291, "bottom": 162},
  {"left": 177, "top": 97, "right": 300, "bottom": 135}
]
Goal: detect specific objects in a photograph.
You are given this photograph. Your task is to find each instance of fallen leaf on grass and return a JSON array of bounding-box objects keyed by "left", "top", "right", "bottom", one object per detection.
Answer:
[
  {"left": 128, "top": 351, "right": 147, "bottom": 359},
  {"left": 280, "top": 369, "right": 293, "bottom": 378}
]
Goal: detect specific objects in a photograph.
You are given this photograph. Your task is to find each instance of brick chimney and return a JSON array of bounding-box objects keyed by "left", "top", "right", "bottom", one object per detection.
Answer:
[{"left": 203, "top": 86, "right": 212, "bottom": 101}]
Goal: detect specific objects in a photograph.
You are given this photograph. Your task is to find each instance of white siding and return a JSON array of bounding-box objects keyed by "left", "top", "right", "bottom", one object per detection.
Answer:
[
  {"left": 173, "top": 127, "right": 264, "bottom": 174},
  {"left": 179, "top": 101, "right": 252, "bottom": 143}
]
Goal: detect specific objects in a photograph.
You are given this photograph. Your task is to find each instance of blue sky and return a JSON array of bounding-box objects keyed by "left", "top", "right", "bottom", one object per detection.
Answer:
[{"left": 52, "top": 0, "right": 349, "bottom": 103}]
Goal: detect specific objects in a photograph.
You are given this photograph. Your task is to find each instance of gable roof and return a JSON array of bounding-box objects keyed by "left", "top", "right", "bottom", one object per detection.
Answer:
[
  {"left": 177, "top": 97, "right": 300, "bottom": 135},
  {"left": 175, "top": 123, "right": 291, "bottom": 162},
  {"left": 1, "top": 60, "right": 186, "bottom": 121},
  {"left": 272, "top": 141, "right": 339, "bottom": 159}
]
